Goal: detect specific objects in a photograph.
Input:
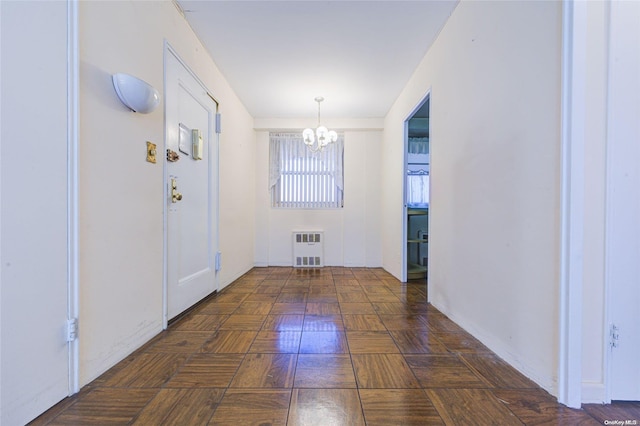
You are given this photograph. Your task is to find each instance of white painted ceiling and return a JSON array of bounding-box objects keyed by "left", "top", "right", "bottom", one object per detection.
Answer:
[{"left": 177, "top": 1, "right": 457, "bottom": 119}]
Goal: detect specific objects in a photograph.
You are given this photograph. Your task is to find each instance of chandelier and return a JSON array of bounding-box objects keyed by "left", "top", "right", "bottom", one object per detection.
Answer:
[{"left": 302, "top": 96, "right": 337, "bottom": 152}]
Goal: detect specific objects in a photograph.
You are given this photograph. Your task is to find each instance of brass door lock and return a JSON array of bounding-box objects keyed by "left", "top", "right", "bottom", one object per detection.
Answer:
[
  {"left": 167, "top": 149, "right": 180, "bottom": 162},
  {"left": 171, "top": 178, "right": 183, "bottom": 203}
]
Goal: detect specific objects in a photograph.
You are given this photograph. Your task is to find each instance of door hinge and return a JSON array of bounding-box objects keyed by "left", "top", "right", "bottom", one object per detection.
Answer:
[
  {"left": 610, "top": 323, "right": 619, "bottom": 349},
  {"left": 67, "top": 318, "right": 78, "bottom": 342},
  {"left": 215, "top": 113, "right": 222, "bottom": 134},
  {"left": 215, "top": 252, "right": 222, "bottom": 272}
]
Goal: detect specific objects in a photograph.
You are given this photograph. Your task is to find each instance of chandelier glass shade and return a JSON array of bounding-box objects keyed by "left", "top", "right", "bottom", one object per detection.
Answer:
[{"left": 303, "top": 97, "right": 337, "bottom": 152}]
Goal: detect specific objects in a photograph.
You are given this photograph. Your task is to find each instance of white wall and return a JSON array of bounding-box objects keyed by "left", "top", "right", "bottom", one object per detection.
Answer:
[
  {"left": 79, "top": 0, "right": 255, "bottom": 385},
  {"left": 1, "top": 2, "right": 71, "bottom": 423},
  {"left": 254, "top": 120, "right": 382, "bottom": 267},
  {"left": 382, "top": 1, "right": 562, "bottom": 394}
]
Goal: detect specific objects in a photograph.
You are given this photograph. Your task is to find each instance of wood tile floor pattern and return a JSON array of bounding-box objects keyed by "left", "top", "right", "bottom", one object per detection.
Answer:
[{"left": 32, "top": 267, "right": 639, "bottom": 425}]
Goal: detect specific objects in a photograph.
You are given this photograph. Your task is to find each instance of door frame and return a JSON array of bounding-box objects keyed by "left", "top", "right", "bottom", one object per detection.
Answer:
[
  {"left": 559, "top": 0, "right": 640, "bottom": 405},
  {"left": 557, "top": 0, "right": 586, "bottom": 408},
  {"left": 401, "top": 90, "right": 431, "bottom": 283},
  {"left": 67, "top": 0, "right": 80, "bottom": 395},
  {"left": 603, "top": 0, "right": 640, "bottom": 402},
  {"left": 162, "top": 43, "right": 220, "bottom": 328}
]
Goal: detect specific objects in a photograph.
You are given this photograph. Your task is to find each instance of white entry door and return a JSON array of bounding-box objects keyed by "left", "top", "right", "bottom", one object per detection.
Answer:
[{"left": 165, "top": 48, "right": 219, "bottom": 321}]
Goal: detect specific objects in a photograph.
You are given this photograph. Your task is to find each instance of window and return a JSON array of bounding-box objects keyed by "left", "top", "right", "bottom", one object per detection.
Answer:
[
  {"left": 407, "top": 171, "right": 429, "bottom": 207},
  {"left": 269, "top": 132, "right": 344, "bottom": 208}
]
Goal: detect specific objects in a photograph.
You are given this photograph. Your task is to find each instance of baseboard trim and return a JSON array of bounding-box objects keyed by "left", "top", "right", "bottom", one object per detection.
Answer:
[{"left": 581, "top": 381, "right": 607, "bottom": 403}]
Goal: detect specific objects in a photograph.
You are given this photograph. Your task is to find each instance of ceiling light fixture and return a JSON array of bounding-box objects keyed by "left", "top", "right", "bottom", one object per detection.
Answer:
[{"left": 303, "top": 96, "right": 337, "bottom": 152}]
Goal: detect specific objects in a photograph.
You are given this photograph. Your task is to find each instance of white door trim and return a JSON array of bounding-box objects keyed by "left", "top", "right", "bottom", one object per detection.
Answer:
[
  {"left": 603, "top": 0, "right": 640, "bottom": 402},
  {"left": 401, "top": 119, "right": 409, "bottom": 283},
  {"left": 558, "top": 0, "right": 587, "bottom": 409},
  {"left": 66, "top": 0, "right": 80, "bottom": 395}
]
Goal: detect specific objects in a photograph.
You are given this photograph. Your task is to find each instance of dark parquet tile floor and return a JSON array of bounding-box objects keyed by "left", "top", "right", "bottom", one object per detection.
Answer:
[{"left": 31, "top": 267, "right": 639, "bottom": 425}]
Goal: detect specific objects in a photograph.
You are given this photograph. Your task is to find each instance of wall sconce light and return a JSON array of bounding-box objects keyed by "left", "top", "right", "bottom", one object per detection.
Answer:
[{"left": 112, "top": 73, "right": 160, "bottom": 114}]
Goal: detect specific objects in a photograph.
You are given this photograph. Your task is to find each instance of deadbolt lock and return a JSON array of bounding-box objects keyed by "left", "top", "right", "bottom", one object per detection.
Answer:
[
  {"left": 167, "top": 149, "right": 180, "bottom": 162},
  {"left": 171, "top": 178, "right": 183, "bottom": 203}
]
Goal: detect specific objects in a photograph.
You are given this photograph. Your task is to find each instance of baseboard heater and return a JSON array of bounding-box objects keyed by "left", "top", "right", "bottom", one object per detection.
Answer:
[{"left": 292, "top": 231, "right": 324, "bottom": 267}]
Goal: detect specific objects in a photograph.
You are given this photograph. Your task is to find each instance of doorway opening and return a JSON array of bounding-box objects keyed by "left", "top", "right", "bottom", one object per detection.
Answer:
[{"left": 403, "top": 95, "right": 430, "bottom": 282}]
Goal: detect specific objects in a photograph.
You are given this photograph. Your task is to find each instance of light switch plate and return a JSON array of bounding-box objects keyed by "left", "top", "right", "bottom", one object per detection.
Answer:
[{"left": 146, "top": 141, "right": 157, "bottom": 163}]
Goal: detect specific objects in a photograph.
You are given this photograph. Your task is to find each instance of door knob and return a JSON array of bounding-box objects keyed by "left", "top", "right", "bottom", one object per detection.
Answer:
[{"left": 171, "top": 178, "right": 183, "bottom": 203}]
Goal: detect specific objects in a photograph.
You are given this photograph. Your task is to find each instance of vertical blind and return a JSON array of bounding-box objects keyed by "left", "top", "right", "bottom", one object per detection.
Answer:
[{"left": 269, "top": 132, "right": 344, "bottom": 208}]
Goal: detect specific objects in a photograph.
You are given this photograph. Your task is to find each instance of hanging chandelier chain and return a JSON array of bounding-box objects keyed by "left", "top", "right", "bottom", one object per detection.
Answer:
[{"left": 315, "top": 96, "right": 324, "bottom": 127}]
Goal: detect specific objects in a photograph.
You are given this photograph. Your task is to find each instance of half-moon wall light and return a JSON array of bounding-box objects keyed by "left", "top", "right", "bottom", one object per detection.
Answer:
[{"left": 112, "top": 73, "right": 160, "bottom": 114}]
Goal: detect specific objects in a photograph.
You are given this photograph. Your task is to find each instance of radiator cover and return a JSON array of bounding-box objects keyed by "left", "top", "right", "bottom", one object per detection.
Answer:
[{"left": 292, "top": 232, "right": 324, "bottom": 267}]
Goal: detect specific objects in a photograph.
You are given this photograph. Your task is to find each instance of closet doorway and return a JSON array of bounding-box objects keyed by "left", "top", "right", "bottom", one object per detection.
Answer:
[{"left": 403, "top": 95, "right": 430, "bottom": 282}]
